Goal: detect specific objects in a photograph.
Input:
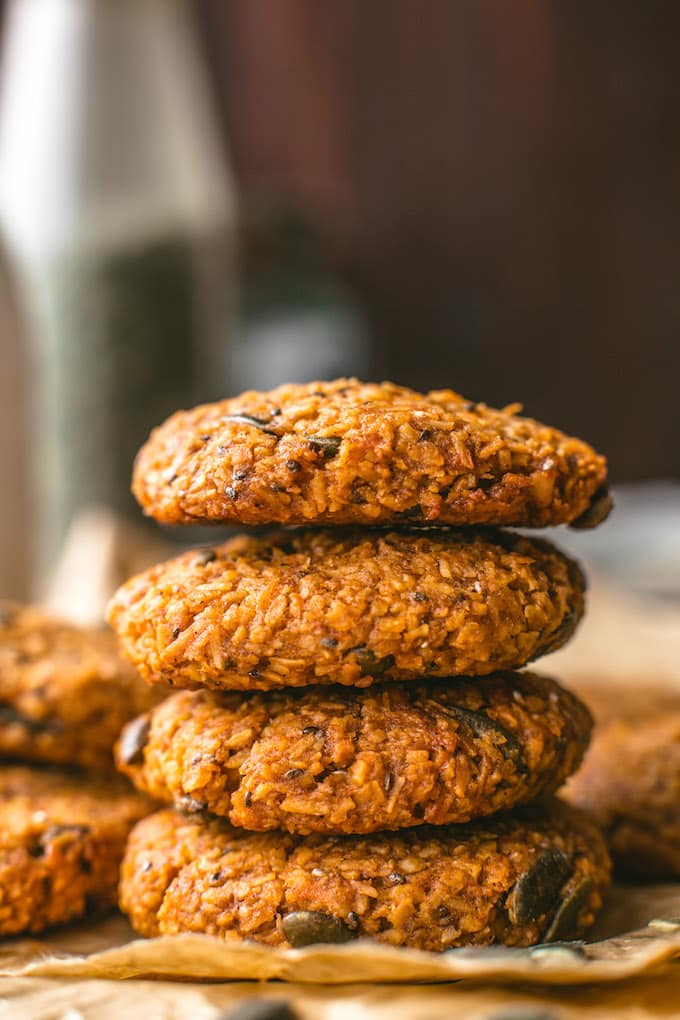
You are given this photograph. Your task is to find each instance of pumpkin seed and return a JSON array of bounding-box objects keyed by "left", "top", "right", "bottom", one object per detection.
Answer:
[
  {"left": 542, "top": 876, "right": 594, "bottom": 942},
  {"left": 118, "top": 716, "right": 151, "bottom": 766},
  {"left": 508, "top": 850, "right": 573, "bottom": 925},
  {"left": 570, "top": 485, "right": 613, "bottom": 530},
  {"left": 348, "top": 646, "right": 396, "bottom": 677},
  {"left": 307, "top": 435, "right": 342, "bottom": 458},
  {"left": 224, "top": 413, "right": 280, "bottom": 437},
  {"left": 177, "top": 795, "right": 208, "bottom": 814},
  {"left": 437, "top": 704, "right": 527, "bottom": 773},
  {"left": 282, "top": 910, "right": 357, "bottom": 947},
  {"left": 42, "top": 823, "right": 91, "bottom": 843},
  {"left": 192, "top": 548, "right": 217, "bottom": 567}
]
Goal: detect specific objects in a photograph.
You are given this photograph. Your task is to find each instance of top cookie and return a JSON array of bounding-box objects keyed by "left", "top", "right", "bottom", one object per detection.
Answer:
[
  {"left": 132, "top": 379, "right": 610, "bottom": 529},
  {"left": 0, "top": 602, "right": 162, "bottom": 771}
]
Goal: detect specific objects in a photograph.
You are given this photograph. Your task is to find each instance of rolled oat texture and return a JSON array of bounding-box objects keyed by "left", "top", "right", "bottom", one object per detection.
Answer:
[
  {"left": 132, "top": 379, "right": 609, "bottom": 529},
  {"left": 107, "top": 528, "right": 585, "bottom": 692},
  {"left": 117, "top": 671, "right": 592, "bottom": 835},
  {"left": 0, "top": 765, "right": 152, "bottom": 935},
  {"left": 119, "top": 799, "right": 611, "bottom": 951},
  {"left": 0, "top": 601, "right": 162, "bottom": 771}
]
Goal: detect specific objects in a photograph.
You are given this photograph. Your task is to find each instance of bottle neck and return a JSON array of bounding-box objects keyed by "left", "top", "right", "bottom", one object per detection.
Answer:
[{"left": 0, "top": 0, "right": 234, "bottom": 265}]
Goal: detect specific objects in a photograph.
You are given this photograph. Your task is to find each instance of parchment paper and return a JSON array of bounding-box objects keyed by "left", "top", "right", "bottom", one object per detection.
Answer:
[{"left": 1, "top": 885, "right": 680, "bottom": 986}]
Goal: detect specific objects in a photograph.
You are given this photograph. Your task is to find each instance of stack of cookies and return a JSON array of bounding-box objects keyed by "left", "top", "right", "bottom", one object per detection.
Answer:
[
  {"left": 0, "top": 602, "right": 156, "bottom": 935},
  {"left": 109, "top": 379, "right": 613, "bottom": 952}
]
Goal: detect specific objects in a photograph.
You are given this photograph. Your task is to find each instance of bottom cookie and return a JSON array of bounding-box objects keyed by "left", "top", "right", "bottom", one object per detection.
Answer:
[
  {"left": 0, "top": 765, "right": 152, "bottom": 935},
  {"left": 120, "top": 800, "right": 610, "bottom": 952}
]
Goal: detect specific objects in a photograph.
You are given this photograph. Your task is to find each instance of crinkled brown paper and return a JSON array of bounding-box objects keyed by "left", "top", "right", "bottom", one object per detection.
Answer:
[{"left": 1, "top": 884, "right": 680, "bottom": 985}]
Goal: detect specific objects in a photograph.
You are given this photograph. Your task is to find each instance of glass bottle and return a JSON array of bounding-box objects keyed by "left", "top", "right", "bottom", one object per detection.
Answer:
[
  {"left": 0, "top": 0, "right": 236, "bottom": 595},
  {"left": 232, "top": 202, "right": 371, "bottom": 392}
]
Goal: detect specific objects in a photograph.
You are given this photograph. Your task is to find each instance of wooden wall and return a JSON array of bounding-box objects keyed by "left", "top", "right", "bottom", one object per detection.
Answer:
[
  {"left": 199, "top": 0, "right": 680, "bottom": 481},
  {"left": 1, "top": 0, "right": 679, "bottom": 596}
]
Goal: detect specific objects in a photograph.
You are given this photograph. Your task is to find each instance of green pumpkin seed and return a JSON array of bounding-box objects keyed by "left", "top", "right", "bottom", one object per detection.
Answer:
[
  {"left": 307, "top": 436, "right": 342, "bottom": 458},
  {"left": 42, "top": 823, "right": 91, "bottom": 845},
  {"left": 349, "top": 646, "right": 396, "bottom": 677},
  {"left": 224, "top": 414, "right": 280, "bottom": 437},
  {"left": 570, "top": 485, "right": 613, "bottom": 530},
  {"left": 282, "top": 910, "right": 357, "bottom": 947},
  {"left": 542, "top": 876, "right": 594, "bottom": 942},
  {"left": 118, "top": 716, "right": 151, "bottom": 766},
  {"left": 177, "top": 795, "right": 208, "bottom": 814},
  {"left": 436, "top": 704, "right": 528, "bottom": 773},
  {"left": 509, "top": 850, "right": 573, "bottom": 925}
]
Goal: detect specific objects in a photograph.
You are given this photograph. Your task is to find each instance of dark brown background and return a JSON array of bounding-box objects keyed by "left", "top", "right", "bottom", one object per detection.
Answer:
[
  {"left": 1, "top": 0, "right": 679, "bottom": 598},
  {"left": 198, "top": 0, "right": 680, "bottom": 481}
]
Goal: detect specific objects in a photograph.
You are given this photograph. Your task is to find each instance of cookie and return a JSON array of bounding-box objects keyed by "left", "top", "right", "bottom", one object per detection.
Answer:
[
  {"left": 119, "top": 799, "right": 610, "bottom": 951},
  {"left": 107, "top": 528, "right": 585, "bottom": 693},
  {"left": 0, "top": 764, "right": 152, "bottom": 935},
  {"left": 132, "top": 379, "right": 609, "bottom": 530},
  {"left": 117, "top": 671, "right": 592, "bottom": 836},
  {"left": 0, "top": 602, "right": 162, "bottom": 771},
  {"left": 563, "top": 686, "right": 680, "bottom": 879}
]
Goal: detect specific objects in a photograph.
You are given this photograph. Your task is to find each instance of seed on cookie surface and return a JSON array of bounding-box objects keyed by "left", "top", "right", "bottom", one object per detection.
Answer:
[
  {"left": 119, "top": 800, "right": 611, "bottom": 951},
  {"left": 116, "top": 671, "right": 592, "bottom": 836},
  {"left": 107, "top": 527, "right": 585, "bottom": 692},
  {"left": 132, "top": 379, "right": 608, "bottom": 529}
]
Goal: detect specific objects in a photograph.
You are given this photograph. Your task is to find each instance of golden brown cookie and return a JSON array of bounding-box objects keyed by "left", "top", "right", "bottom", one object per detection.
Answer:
[
  {"left": 0, "top": 602, "right": 163, "bottom": 771},
  {"left": 0, "top": 764, "right": 152, "bottom": 935},
  {"left": 117, "top": 671, "right": 592, "bottom": 835},
  {"left": 119, "top": 799, "right": 610, "bottom": 951},
  {"left": 107, "top": 528, "right": 585, "bottom": 693},
  {"left": 563, "top": 685, "right": 680, "bottom": 879},
  {"left": 132, "top": 379, "right": 609, "bottom": 529}
]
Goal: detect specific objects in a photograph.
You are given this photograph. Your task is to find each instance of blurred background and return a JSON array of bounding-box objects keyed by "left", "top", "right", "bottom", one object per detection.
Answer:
[{"left": 0, "top": 0, "right": 678, "bottom": 616}]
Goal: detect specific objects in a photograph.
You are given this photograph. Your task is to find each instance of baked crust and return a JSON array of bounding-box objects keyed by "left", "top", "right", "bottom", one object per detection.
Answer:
[
  {"left": 107, "top": 528, "right": 585, "bottom": 692},
  {"left": 0, "top": 764, "right": 152, "bottom": 935},
  {"left": 117, "top": 671, "right": 592, "bottom": 835},
  {"left": 119, "top": 799, "right": 610, "bottom": 951},
  {"left": 0, "top": 602, "right": 162, "bottom": 770},
  {"left": 132, "top": 379, "right": 609, "bottom": 529}
]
